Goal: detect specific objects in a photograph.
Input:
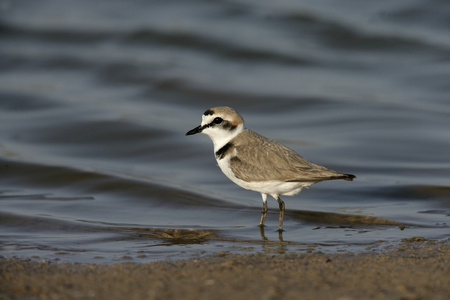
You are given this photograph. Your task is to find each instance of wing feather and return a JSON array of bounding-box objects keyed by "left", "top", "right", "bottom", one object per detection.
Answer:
[{"left": 230, "top": 130, "right": 351, "bottom": 182}]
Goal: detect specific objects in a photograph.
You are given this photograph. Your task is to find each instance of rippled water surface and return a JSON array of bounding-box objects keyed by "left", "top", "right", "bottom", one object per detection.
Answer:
[{"left": 1, "top": 0, "right": 449, "bottom": 263}]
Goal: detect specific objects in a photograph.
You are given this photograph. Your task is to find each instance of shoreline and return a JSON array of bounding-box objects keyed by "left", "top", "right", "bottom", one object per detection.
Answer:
[{"left": 1, "top": 239, "right": 449, "bottom": 300}]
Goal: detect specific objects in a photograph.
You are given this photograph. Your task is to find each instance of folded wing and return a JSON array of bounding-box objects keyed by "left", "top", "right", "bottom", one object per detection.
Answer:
[{"left": 230, "top": 130, "right": 355, "bottom": 183}]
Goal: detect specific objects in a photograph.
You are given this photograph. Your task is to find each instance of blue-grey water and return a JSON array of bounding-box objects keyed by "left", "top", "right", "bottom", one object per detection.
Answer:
[{"left": 0, "top": 0, "right": 449, "bottom": 263}]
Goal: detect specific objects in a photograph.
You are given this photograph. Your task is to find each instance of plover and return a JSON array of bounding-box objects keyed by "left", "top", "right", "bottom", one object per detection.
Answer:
[{"left": 186, "top": 106, "right": 355, "bottom": 231}]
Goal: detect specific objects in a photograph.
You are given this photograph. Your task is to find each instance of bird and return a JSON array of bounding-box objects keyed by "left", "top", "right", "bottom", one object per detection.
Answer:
[{"left": 186, "top": 106, "right": 355, "bottom": 231}]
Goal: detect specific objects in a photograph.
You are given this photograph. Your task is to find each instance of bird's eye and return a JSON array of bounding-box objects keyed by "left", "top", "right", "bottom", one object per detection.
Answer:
[{"left": 213, "top": 117, "right": 223, "bottom": 124}]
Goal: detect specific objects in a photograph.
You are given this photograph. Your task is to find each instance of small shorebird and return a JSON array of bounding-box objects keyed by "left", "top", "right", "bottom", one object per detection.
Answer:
[{"left": 186, "top": 106, "right": 355, "bottom": 231}]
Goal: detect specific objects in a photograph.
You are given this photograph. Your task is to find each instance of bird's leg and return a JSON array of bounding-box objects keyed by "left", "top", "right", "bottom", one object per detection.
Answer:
[
  {"left": 278, "top": 229, "right": 284, "bottom": 242},
  {"left": 259, "top": 193, "right": 268, "bottom": 227},
  {"left": 276, "top": 197, "right": 285, "bottom": 232},
  {"left": 259, "top": 225, "right": 268, "bottom": 241},
  {"left": 259, "top": 201, "right": 268, "bottom": 227}
]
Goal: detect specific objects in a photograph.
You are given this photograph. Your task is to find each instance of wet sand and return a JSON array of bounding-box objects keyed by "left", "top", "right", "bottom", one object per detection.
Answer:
[{"left": 1, "top": 239, "right": 449, "bottom": 300}]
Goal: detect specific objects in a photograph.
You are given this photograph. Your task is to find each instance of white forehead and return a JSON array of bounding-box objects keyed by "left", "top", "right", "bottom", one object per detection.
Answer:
[{"left": 201, "top": 114, "right": 214, "bottom": 124}]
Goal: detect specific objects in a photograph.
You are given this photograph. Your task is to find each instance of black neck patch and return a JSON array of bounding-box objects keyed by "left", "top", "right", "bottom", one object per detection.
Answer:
[{"left": 215, "top": 142, "right": 234, "bottom": 160}]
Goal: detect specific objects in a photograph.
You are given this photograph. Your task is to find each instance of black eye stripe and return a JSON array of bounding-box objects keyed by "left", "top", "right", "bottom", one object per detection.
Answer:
[
  {"left": 222, "top": 120, "right": 237, "bottom": 131},
  {"left": 203, "top": 119, "right": 237, "bottom": 131}
]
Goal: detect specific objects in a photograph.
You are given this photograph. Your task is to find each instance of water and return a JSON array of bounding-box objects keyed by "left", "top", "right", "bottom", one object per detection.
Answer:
[{"left": 0, "top": 0, "right": 449, "bottom": 263}]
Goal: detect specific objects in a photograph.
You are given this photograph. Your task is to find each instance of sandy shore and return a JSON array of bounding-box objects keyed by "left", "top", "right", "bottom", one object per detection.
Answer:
[{"left": 1, "top": 238, "right": 448, "bottom": 300}]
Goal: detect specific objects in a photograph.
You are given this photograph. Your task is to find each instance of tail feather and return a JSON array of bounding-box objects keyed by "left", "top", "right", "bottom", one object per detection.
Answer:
[
  {"left": 342, "top": 173, "right": 356, "bottom": 181},
  {"left": 286, "top": 173, "right": 356, "bottom": 183}
]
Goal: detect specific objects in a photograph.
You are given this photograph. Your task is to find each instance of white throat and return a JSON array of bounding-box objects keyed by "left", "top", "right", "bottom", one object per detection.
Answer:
[{"left": 204, "top": 124, "right": 244, "bottom": 152}]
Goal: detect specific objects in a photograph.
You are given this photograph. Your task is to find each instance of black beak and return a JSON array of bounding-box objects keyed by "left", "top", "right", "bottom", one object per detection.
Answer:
[{"left": 186, "top": 125, "right": 203, "bottom": 135}]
